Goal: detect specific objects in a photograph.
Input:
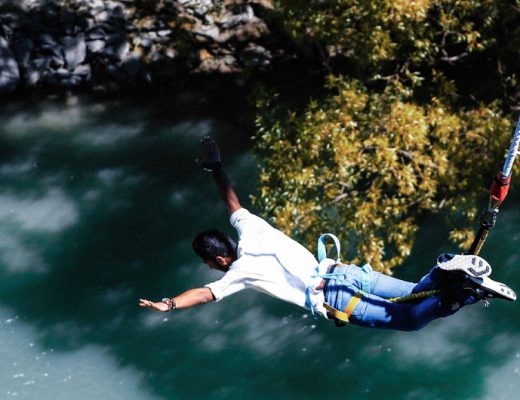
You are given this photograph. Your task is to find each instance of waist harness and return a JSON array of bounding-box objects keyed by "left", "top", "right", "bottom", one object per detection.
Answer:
[{"left": 306, "top": 233, "right": 371, "bottom": 325}]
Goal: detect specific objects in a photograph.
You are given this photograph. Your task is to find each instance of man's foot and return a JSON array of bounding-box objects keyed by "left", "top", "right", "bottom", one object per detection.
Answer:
[
  {"left": 437, "top": 253, "right": 492, "bottom": 278},
  {"left": 466, "top": 276, "right": 517, "bottom": 301}
]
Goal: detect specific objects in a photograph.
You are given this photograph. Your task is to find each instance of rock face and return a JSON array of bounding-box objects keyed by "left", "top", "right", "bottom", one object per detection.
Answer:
[
  {"left": 0, "top": 35, "right": 20, "bottom": 93},
  {"left": 0, "top": 0, "right": 275, "bottom": 94}
]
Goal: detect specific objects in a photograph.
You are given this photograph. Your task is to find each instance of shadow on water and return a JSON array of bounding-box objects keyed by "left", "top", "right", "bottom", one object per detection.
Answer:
[
  {"left": 0, "top": 92, "right": 266, "bottom": 399},
  {"left": 1, "top": 93, "right": 520, "bottom": 400}
]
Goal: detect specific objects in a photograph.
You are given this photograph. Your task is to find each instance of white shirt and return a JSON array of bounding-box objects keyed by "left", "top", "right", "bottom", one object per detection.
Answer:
[{"left": 205, "top": 208, "right": 330, "bottom": 317}]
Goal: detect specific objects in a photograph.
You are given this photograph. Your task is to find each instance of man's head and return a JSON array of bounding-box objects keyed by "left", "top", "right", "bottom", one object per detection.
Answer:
[{"left": 192, "top": 229, "right": 237, "bottom": 272}]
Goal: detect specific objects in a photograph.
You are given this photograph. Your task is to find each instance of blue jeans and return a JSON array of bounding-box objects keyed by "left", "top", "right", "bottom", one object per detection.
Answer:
[{"left": 323, "top": 264, "right": 473, "bottom": 331}]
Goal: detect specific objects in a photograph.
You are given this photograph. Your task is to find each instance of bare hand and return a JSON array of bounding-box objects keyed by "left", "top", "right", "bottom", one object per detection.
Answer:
[
  {"left": 139, "top": 299, "right": 170, "bottom": 312},
  {"left": 198, "top": 136, "right": 221, "bottom": 171}
]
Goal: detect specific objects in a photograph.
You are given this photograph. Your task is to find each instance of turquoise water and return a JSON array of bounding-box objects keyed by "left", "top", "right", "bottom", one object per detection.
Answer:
[{"left": 0, "top": 97, "right": 519, "bottom": 400}]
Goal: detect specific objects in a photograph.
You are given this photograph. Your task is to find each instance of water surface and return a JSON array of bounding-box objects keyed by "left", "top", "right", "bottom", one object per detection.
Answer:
[{"left": 0, "top": 97, "right": 519, "bottom": 400}]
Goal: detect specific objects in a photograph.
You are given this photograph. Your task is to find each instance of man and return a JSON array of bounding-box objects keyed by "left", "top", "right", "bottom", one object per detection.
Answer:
[{"left": 139, "top": 137, "right": 516, "bottom": 331}]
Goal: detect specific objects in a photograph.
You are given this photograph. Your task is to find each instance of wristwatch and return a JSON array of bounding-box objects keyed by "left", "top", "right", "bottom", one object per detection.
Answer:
[
  {"left": 202, "top": 161, "right": 222, "bottom": 172},
  {"left": 161, "top": 298, "right": 176, "bottom": 312}
]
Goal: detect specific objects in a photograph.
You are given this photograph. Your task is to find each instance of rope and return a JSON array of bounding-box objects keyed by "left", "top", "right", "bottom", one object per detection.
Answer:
[
  {"left": 502, "top": 116, "right": 520, "bottom": 178},
  {"left": 388, "top": 289, "right": 439, "bottom": 303},
  {"left": 394, "top": 116, "right": 520, "bottom": 302}
]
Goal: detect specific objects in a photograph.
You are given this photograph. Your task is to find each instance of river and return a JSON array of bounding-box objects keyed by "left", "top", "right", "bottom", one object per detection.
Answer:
[{"left": 0, "top": 96, "right": 519, "bottom": 400}]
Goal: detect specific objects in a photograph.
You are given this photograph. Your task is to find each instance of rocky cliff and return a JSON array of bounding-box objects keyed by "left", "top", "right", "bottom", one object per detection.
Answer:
[{"left": 0, "top": 0, "right": 276, "bottom": 94}]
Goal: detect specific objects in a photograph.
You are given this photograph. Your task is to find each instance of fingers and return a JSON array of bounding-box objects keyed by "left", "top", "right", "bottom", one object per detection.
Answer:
[
  {"left": 201, "top": 135, "right": 216, "bottom": 148},
  {"left": 139, "top": 299, "right": 154, "bottom": 308},
  {"left": 201, "top": 136, "right": 219, "bottom": 156}
]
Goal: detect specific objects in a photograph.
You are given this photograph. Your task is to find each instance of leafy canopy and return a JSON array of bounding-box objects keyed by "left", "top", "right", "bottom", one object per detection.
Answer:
[{"left": 253, "top": 0, "right": 520, "bottom": 272}]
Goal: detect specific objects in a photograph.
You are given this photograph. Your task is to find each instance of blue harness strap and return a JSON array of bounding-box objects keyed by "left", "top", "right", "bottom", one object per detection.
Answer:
[
  {"left": 305, "top": 278, "right": 318, "bottom": 319},
  {"left": 317, "top": 233, "right": 342, "bottom": 263},
  {"left": 360, "top": 263, "right": 372, "bottom": 293},
  {"left": 307, "top": 233, "right": 343, "bottom": 318},
  {"left": 306, "top": 233, "right": 373, "bottom": 322}
]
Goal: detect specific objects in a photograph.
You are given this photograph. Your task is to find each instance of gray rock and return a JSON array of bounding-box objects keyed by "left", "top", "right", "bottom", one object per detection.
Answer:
[
  {"left": 87, "top": 27, "right": 107, "bottom": 41},
  {"left": 222, "top": 55, "right": 236, "bottom": 65},
  {"left": 38, "top": 34, "right": 56, "bottom": 48},
  {"left": 84, "top": 18, "right": 96, "bottom": 31},
  {"left": 179, "top": 0, "right": 214, "bottom": 16},
  {"left": 95, "top": 11, "right": 111, "bottom": 23},
  {"left": 89, "top": 0, "right": 106, "bottom": 10},
  {"left": 24, "top": 68, "right": 41, "bottom": 85},
  {"left": 39, "top": 35, "right": 64, "bottom": 59},
  {"left": 49, "top": 54, "right": 65, "bottom": 69},
  {"left": 31, "top": 57, "right": 51, "bottom": 71},
  {"left": 0, "top": 36, "right": 20, "bottom": 93},
  {"left": 73, "top": 64, "right": 91, "bottom": 78},
  {"left": 220, "top": 6, "right": 255, "bottom": 29},
  {"left": 87, "top": 39, "right": 106, "bottom": 53},
  {"left": 62, "top": 34, "right": 87, "bottom": 70},
  {"left": 193, "top": 25, "right": 221, "bottom": 42},
  {"left": 157, "top": 29, "right": 172, "bottom": 37},
  {"left": 0, "top": 24, "right": 13, "bottom": 38},
  {"left": 55, "top": 68, "right": 71, "bottom": 77},
  {"left": 60, "top": 74, "right": 83, "bottom": 87},
  {"left": 241, "top": 44, "right": 272, "bottom": 68},
  {"left": 20, "top": 0, "right": 42, "bottom": 9},
  {"left": 102, "top": 34, "right": 129, "bottom": 60},
  {"left": 134, "top": 35, "right": 153, "bottom": 48}
]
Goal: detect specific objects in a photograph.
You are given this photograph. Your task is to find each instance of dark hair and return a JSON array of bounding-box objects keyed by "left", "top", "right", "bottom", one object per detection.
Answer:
[{"left": 192, "top": 229, "right": 237, "bottom": 263}]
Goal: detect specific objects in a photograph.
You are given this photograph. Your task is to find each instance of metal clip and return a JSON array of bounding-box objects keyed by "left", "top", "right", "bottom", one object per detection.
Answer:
[{"left": 479, "top": 208, "right": 499, "bottom": 228}]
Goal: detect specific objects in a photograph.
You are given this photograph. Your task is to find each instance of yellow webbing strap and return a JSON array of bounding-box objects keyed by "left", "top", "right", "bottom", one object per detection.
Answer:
[{"left": 323, "top": 290, "right": 366, "bottom": 323}]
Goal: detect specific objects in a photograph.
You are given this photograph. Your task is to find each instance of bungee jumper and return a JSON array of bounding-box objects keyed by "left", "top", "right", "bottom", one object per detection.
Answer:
[{"left": 139, "top": 132, "right": 517, "bottom": 331}]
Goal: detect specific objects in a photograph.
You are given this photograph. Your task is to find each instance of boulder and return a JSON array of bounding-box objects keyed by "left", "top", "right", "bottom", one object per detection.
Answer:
[
  {"left": 32, "top": 57, "right": 51, "bottom": 71},
  {"left": 0, "top": 36, "right": 20, "bottom": 93},
  {"left": 87, "top": 27, "right": 108, "bottom": 41},
  {"left": 102, "top": 34, "right": 129, "bottom": 60},
  {"left": 73, "top": 64, "right": 92, "bottom": 78},
  {"left": 240, "top": 43, "right": 271, "bottom": 68},
  {"left": 24, "top": 68, "right": 41, "bottom": 85},
  {"left": 87, "top": 39, "right": 106, "bottom": 53},
  {"left": 62, "top": 34, "right": 87, "bottom": 70},
  {"left": 219, "top": 5, "right": 255, "bottom": 29},
  {"left": 60, "top": 74, "right": 83, "bottom": 87}
]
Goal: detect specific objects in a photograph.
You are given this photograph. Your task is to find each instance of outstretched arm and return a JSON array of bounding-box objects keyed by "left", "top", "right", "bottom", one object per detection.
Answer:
[
  {"left": 139, "top": 287, "right": 215, "bottom": 312},
  {"left": 199, "top": 136, "right": 242, "bottom": 215}
]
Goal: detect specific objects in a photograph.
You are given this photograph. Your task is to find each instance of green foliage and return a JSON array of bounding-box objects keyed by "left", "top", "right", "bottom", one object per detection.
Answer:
[
  {"left": 253, "top": 0, "right": 520, "bottom": 272},
  {"left": 254, "top": 78, "right": 511, "bottom": 272},
  {"left": 274, "top": 0, "right": 520, "bottom": 102}
]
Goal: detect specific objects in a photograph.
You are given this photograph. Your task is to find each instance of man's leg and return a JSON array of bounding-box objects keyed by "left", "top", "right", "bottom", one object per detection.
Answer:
[
  {"left": 349, "top": 292, "right": 457, "bottom": 331},
  {"left": 326, "top": 264, "right": 416, "bottom": 299},
  {"left": 368, "top": 270, "right": 416, "bottom": 299},
  {"left": 325, "top": 266, "right": 456, "bottom": 331},
  {"left": 325, "top": 255, "right": 513, "bottom": 331},
  {"left": 366, "top": 254, "right": 489, "bottom": 299}
]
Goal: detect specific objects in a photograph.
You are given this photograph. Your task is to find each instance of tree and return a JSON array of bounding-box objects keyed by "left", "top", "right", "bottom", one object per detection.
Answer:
[{"left": 252, "top": 0, "right": 520, "bottom": 272}]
